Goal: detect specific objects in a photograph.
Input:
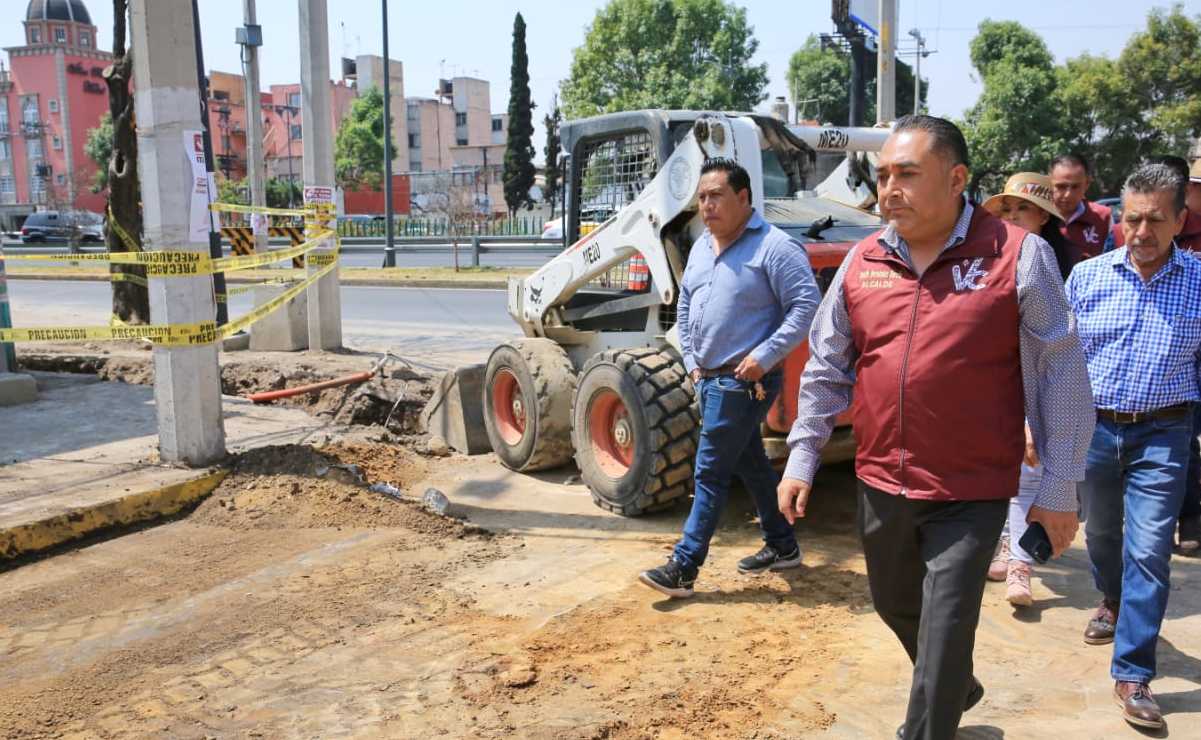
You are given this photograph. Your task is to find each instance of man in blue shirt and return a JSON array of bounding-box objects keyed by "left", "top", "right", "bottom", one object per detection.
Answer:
[
  {"left": 1067, "top": 163, "right": 1198, "bottom": 730},
  {"left": 639, "top": 158, "right": 821, "bottom": 598}
]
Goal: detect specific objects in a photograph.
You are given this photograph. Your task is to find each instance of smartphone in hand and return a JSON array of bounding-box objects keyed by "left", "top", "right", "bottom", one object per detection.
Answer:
[{"left": 1019, "top": 522, "right": 1053, "bottom": 564}]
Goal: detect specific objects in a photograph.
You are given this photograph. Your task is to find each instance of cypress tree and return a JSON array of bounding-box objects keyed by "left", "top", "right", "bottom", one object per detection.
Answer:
[
  {"left": 543, "top": 96, "right": 562, "bottom": 218},
  {"left": 503, "top": 12, "right": 536, "bottom": 215}
]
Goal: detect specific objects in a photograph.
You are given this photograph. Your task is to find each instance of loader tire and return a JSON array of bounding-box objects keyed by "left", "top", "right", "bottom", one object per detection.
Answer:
[
  {"left": 483, "top": 339, "right": 577, "bottom": 472},
  {"left": 572, "top": 348, "right": 700, "bottom": 516}
]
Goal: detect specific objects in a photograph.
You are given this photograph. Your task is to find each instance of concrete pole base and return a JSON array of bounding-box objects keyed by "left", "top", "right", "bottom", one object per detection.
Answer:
[{"left": 250, "top": 285, "right": 310, "bottom": 352}]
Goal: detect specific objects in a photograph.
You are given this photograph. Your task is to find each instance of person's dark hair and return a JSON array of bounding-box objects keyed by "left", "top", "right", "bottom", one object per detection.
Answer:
[
  {"left": 701, "top": 158, "right": 752, "bottom": 199},
  {"left": 892, "top": 114, "right": 970, "bottom": 169},
  {"left": 1040, "top": 220, "right": 1077, "bottom": 281},
  {"left": 1146, "top": 155, "right": 1190, "bottom": 182},
  {"left": 1051, "top": 153, "right": 1091, "bottom": 176},
  {"left": 1124, "top": 163, "right": 1187, "bottom": 214}
]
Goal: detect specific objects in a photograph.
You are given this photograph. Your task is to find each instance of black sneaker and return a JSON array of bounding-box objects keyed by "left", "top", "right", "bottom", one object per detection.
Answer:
[
  {"left": 639, "top": 558, "right": 696, "bottom": 599},
  {"left": 737, "top": 544, "right": 803, "bottom": 574}
]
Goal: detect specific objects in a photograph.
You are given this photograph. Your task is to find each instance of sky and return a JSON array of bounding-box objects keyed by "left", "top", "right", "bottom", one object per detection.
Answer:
[{"left": 3, "top": 0, "right": 1196, "bottom": 160}]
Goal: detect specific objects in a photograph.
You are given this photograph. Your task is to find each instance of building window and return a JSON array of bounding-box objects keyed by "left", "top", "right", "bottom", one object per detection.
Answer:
[
  {"left": 29, "top": 27, "right": 41, "bottom": 44},
  {"left": 456, "top": 138, "right": 468, "bottom": 146},
  {"left": 27, "top": 139, "right": 43, "bottom": 160},
  {"left": 52, "top": 136, "right": 62, "bottom": 150},
  {"left": 0, "top": 176, "right": 14, "bottom": 193},
  {"left": 288, "top": 93, "right": 301, "bottom": 108},
  {"left": 455, "top": 112, "right": 467, "bottom": 126},
  {"left": 492, "top": 118, "right": 503, "bottom": 132},
  {"left": 54, "top": 27, "right": 67, "bottom": 44},
  {"left": 48, "top": 99, "right": 58, "bottom": 114},
  {"left": 0, "top": 140, "right": 10, "bottom": 160},
  {"left": 22, "top": 98, "right": 39, "bottom": 126},
  {"left": 0, "top": 106, "right": 8, "bottom": 134},
  {"left": 410, "top": 163, "right": 422, "bottom": 173},
  {"left": 290, "top": 124, "right": 302, "bottom": 139},
  {"left": 408, "top": 133, "right": 419, "bottom": 149},
  {"left": 221, "top": 134, "right": 232, "bottom": 153},
  {"left": 406, "top": 104, "right": 419, "bottom": 122},
  {"left": 79, "top": 31, "right": 91, "bottom": 48},
  {"left": 56, "top": 174, "right": 66, "bottom": 185}
]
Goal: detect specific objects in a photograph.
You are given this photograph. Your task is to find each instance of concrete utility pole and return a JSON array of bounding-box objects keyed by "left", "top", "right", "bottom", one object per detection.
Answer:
[
  {"left": 298, "top": 0, "right": 343, "bottom": 350},
  {"left": 876, "top": 0, "right": 897, "bottom": 124},
  {"left": 130, "top": 0, "right": 226, "bottom": 464},
  {"left": 381, "top": 0, "right": 395, "bottom": 255},
  {"left": 241, "top": 0, "right": 267, "bottom": 253}
]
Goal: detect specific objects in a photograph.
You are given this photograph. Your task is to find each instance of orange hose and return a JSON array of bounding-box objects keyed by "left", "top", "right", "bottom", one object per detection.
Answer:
[{"left": 246, "top": 370, "right": 375, "bottom": 404}]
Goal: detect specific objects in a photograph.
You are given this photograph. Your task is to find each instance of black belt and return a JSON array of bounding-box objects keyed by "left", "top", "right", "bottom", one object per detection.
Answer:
[
  {"left": 1097, "top": 403, "right": 1192, "bottom": 425},
  {"left": 696, "top": 363, "right": 781, "bottom": 379}
]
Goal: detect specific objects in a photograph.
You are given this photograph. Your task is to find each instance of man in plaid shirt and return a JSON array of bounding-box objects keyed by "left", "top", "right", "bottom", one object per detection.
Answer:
[{"left": 1066, "top": 163, "right": 1199, "bottom": 730}]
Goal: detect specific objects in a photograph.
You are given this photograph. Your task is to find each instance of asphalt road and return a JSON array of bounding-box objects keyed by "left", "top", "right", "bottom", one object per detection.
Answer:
[{"left": 5, "top": 279, "right": 520, "bottom": 368}]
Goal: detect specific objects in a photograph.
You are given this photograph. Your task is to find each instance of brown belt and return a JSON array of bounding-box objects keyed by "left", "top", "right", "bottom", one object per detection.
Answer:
[
  {"left": 696, "top": 363, "right": 741, "bottom": 379},
  {"left": 1096, "top": 403, "right": 1192, "bottom": 425}
]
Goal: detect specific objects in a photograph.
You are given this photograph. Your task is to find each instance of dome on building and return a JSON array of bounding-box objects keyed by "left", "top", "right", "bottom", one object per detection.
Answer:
[{"left": 26, "top": 0, "right": 93, "bottom": 25}]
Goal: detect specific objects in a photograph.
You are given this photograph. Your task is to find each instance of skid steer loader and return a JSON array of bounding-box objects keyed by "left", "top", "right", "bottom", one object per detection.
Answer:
[{"left": 480, "top": 110, "right": 889, "bottom": 516}]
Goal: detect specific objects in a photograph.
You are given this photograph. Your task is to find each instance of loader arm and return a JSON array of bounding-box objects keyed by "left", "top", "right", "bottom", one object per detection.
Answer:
[{"left": 507, "top": 115, "right": 765, "bottom": 337}]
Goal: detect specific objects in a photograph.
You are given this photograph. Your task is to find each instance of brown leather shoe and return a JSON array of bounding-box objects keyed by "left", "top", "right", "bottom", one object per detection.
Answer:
[
  {"left": 1114, "top": 681, "right": 1164, "bottom": 729},
  {"left": 1084, "top": 598, "right": 1119, "bottom": 645}
]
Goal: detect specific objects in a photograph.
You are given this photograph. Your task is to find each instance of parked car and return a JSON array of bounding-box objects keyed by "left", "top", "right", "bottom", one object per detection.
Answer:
[
  {"left": 1096, "top": 197, "right": 1123, "bottom": 223},
  {"left": 20, "top": 211, "right": 105, "bottom": 243}
]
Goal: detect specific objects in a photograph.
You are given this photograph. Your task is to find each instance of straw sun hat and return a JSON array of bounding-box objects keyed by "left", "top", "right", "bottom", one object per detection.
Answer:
[{"left": 982, "top": 173, "right": 1061, "bottom": 222}]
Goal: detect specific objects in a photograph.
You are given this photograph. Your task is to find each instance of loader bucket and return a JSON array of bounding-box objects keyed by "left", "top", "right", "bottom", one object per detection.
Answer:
[{"left": 420, "top": 364, "right": 492, "bottom": 455}]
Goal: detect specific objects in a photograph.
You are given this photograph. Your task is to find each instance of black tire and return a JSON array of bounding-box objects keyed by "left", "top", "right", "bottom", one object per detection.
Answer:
[
  {"left": 483, "top": 338, "right": 576, "bottom": 471},
  {"left": 571, "top": 348, "right": 700, "bottom": 516}
]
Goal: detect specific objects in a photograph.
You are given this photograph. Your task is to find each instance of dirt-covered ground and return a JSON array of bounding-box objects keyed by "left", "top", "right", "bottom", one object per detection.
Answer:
[{"left": 2, "top": 383, "right": 1201, "bottom": 737}]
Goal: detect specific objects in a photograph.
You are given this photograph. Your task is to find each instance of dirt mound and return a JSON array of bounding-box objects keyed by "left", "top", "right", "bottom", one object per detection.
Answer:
[
  {"left": 191, "top": 443, "right": 468, "bottom": 534},
  {"left": 20, "top": 351, "right": 435, "bottom": 435}
]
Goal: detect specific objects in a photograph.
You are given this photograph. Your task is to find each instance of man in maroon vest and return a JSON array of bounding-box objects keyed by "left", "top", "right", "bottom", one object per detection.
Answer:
[
  {"left": 1050, "top": 153, "right": 1112, "bottom": 261},
  {"left": 778, "top": 116, "right": 1096, "bottom": 740}
]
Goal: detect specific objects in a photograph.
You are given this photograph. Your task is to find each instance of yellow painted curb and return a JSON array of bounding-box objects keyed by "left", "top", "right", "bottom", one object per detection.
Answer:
[{"left": 0, "top": 469, "right": 229, "bottom": 560}]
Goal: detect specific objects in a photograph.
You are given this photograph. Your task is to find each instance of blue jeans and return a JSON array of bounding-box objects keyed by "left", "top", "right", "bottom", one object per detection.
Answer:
[
  {"left": 673, "top": 372, "right": 797, "bottom": 571},
  {"left": 1080, "top": 413, "right": 1191, "bottom": 683}
]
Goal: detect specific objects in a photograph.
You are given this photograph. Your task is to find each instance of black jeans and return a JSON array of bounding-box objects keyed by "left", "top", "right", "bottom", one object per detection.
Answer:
[{"left": 858, "top": 482, "right": 1008, "bottom": 740}]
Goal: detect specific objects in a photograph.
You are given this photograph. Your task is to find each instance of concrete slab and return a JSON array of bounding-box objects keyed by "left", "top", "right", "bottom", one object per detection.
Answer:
[
  {"left": 0, "top": 372, "right": 37, "bottom": 406},
  {"left": 0, "top": 372, "right": 332, "bottom": 558}
]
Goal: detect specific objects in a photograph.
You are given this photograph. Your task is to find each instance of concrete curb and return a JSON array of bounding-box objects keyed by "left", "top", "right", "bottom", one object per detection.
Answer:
[
  {"left": 0, "top": 469, "right": 229, "bottom": 560},
  {"left": 3, "top": 272, "right": 509, "bottom": 291}
]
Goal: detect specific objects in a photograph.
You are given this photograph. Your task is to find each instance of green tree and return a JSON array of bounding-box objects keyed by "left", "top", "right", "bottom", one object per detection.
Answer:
[
  {"left": 561, "top": 0, "right": 769, "bottom": 118},
  {"left": 84, "top": 112, "right": 113, "bottom": 193},
  {"left": 504, "top": 12, "right": 537, "bottom": 214},
  {"left": 961, "top": 20, "right": 1065, "bottom": 196},
  {"left": 335, "top": 86, "right": 394, "bottom": 191},
  {"left": 785, "top": 35, "right": 927, "bottom": 125},
  {"left": 543, "top": 96, "right": 563, "bottom": 218},
  {"left": 217, "top": 176, "right": 300, "bottom": 209}
]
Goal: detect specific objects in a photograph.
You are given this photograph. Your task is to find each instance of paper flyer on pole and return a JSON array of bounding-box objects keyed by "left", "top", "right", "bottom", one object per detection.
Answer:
[{"left": 183, "top": 130, "right": 212, "bottom": 244}]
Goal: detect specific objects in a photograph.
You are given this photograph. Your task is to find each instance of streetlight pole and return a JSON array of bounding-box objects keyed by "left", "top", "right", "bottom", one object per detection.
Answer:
[
  {"left": 190, "top": 0, "right": 229, "bottom": 325},
  {"left": 381, "top": 0, "right": 395, "bottom": 254},
  {"left": 908, "top": 28, "right": 927, "bottom": 115}
]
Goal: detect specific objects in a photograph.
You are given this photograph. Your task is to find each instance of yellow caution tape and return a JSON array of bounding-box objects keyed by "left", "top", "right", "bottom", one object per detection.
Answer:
[
  {"left": 215, "top": 278, "right": 298, "bottom": 303},
  {"left": 2, "top": 249, "right": 213, "bottom": 277},
  {"left": 211, "top": 230, "right": 334, "bottom": 273},
  {"left": 210, "top": 202, "right": 309, "bottom": 218},
  {"left": 106, "top": 205, "right": 142, "bottom": 253},
  {"left": 0, "top": 320, "right": 217, "bottom": 347},
  {"left": 307, "top": 252, "right": 338, "bottom": 268},
  {"left": 216, "top": 259, "right": 336, "bottom": 340}
]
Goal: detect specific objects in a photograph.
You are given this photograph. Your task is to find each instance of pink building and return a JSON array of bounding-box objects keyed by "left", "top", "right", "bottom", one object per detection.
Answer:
[
  {"left": 263, "top": 81, "right": 357, "bottom": 186},
  {"left": 1, "top": 0, "right": 112, "bottom": 229}
]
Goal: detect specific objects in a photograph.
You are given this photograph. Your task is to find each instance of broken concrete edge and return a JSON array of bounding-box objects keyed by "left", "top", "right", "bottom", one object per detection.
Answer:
[
  {"left": 4, "top": 272, "right": 508, "bottom": 291},
  {"left": 0, "top": 469, "right": 229, "bottom": 561}
]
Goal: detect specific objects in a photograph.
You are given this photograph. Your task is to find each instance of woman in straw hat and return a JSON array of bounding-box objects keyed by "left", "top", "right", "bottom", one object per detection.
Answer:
[{"left": 981, "top": 172, "right": 1078, "bottom": 607}]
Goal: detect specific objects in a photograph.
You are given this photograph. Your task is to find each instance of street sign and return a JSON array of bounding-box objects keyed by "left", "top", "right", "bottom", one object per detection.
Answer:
[{"left": 303, "top": 185, "right": 334, "bottom": 206}]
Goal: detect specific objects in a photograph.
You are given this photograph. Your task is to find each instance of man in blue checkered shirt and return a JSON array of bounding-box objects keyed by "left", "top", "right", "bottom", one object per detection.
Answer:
[{"left": 1065, "top": 163, "right": 1198, "bottom": 731}]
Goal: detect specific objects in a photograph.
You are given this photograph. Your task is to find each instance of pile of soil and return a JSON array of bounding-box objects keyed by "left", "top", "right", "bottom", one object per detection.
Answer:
[
  {"left": 20, "top": 349, "right": 436, "bottom": 436},
  {"left": 190, "top": 442, "right": 463, "bottom": 533}
]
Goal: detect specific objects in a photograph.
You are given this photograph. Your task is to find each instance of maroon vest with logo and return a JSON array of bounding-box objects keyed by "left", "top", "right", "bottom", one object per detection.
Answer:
[
  {"left": 844, "top": 207, "right": 1026, "bottom": 501},
  {"left": 1060, "top": 200, "right": 1111, "bottom": 261}
]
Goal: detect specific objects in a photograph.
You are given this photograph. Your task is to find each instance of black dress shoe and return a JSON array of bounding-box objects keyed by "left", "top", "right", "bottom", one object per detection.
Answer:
[
  {"left": 1114, "top": 681, "right": 1164, "bottom": 729},
  {"left": 895, "top": 679, "right": 985, "bottom": 739}
]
